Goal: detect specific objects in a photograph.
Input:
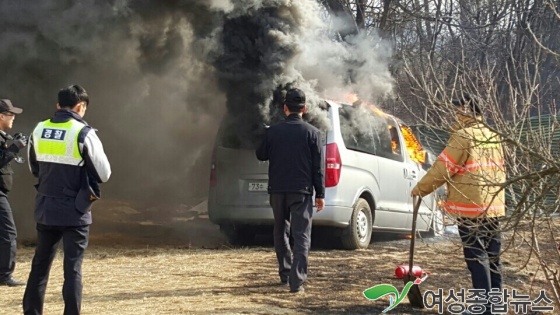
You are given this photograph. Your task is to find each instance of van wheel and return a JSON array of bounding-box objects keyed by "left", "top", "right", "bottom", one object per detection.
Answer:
[
  {"left": 341, "top": 198, "right": 373, "bottom": 250},
  {"left": 220, "top": 224, "right": 255, "bottom": 246}
]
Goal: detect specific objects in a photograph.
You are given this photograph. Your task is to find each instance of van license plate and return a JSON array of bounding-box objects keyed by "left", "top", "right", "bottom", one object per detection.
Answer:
[{"left": 248, "top": 183, "right": 267, "bottom": 192}]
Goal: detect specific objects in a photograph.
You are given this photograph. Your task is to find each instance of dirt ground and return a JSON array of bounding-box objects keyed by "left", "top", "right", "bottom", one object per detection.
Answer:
[{"left": 1, "top": 200, "right": 557, "bottom": 315}]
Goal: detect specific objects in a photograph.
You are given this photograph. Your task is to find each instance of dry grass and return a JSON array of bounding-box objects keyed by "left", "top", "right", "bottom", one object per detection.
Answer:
[
  {"left": 3, "top": 201, "right": 557, "bottom": 314},
  {"left": 1, "top": 231, "right": 555, "bottom": 315}
]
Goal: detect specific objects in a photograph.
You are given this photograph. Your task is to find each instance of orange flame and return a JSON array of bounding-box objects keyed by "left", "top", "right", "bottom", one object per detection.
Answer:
[
  {"left": 370, "top": 106, "right": 387, "bottom": 117},
  {"left": 391, "top": 140, "right": 398, "bottom": 152},
  {"left": 343, "top": 93, "right": 360, "bottom": 105},
  {"left": 400, "top": 125, "right": 426, "bottom": 164},
  {"left": 340, "top": 94, "right": 387, "bottom": 117}
]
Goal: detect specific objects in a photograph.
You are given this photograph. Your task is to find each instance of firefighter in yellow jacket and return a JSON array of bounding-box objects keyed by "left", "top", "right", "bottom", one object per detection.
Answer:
[{"left": 412, "top": 94, "right": 505, "bottom": 315}]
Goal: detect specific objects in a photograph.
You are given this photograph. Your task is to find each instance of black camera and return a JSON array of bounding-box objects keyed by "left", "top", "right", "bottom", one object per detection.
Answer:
[
  {"left": 13, "top": 132, "right": 27, "bottom": 142},
  {"left": 11, "top": 133, "right": 26, "bottom": 164}
]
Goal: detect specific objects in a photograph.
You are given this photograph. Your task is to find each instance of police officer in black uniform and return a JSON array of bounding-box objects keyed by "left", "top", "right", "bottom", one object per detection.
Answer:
[
  {"left": 256, "top": 88, "right": 325, "bottom": 293},
  {"left": 0, "top": 99, "right": 26, "bottom": 287}
]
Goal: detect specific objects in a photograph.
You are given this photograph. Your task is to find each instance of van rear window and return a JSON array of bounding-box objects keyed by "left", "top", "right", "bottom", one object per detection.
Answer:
[
  {"left": 218, "top": 117, "right": 265, "bottom": 149},
  {"left": 219, "top": 101, "right": 329, "bottom": 150}
]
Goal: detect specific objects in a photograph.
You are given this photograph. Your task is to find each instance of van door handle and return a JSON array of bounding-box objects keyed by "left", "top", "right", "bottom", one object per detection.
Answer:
[
  {"left": 403, "top": 168, "right": 408, "bottom": 178},
  {"left": 410, "top": 170, "right": 417, "bottom": 179}
]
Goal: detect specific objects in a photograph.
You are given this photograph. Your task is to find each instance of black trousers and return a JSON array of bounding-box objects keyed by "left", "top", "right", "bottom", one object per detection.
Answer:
[
  {"left": 23, "top": 223, "right": 90, "bottom": 315},
  {"left": 269, "top": 193, "right": 313, "bottom": 291},
  {"left": 458, "top": 218, "right": 502, "bottom": 294},
  {"left": 0, "top": 195, "right": 17, "bottom": 282}
]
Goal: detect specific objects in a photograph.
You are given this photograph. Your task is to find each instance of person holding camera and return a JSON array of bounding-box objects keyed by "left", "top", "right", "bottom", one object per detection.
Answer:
[{"left": 0, "top": 99, "right": 26, "bottom": 287}]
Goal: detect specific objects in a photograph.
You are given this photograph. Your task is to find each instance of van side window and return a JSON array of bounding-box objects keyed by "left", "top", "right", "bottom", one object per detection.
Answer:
[
  {"left": 338, "top": 106, "right": 403, "bottom": 163},
  {"left": 389, "top": 126, "right": 401, "bottom": 155},
  {"left": 376, "top": 117, "right": 404, "bottom": 162},
  {"left": 338, "top": 106, "right": 379, "bottom": 155}
]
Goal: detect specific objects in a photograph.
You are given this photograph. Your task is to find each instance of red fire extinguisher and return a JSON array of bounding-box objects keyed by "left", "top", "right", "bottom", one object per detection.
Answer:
[{"left": 395, "top": 265, "right": 423, "bottom": 279}]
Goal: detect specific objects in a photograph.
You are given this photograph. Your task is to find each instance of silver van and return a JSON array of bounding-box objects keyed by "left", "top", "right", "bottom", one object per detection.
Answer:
[{"left": 208, "top": 100, "right": 444, "bottom": 249}]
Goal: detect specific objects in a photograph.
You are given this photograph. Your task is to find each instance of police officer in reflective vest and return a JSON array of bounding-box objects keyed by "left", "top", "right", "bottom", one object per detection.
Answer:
[
  {"left": 23, "top": 85, "right": 111, "bottom": 315},
  {"left": 0, "top": 99, "right": 27, "bottom": 287}
]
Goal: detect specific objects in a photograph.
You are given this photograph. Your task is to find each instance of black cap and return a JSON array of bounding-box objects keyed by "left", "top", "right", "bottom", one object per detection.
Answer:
[
  {"left": 285, "top": 88, "right": 306, "bottom": 108},
  {"left": 452, "top": 93, "right": 481, "bottom": 115},
  {"left": 0, "top": 99, "right": 23, "bottom": 114}
]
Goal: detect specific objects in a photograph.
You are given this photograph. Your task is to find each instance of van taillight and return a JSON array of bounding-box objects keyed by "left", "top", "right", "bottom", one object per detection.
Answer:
[
  {"left": 325, "top": 143, "right": 341, "bottom": 187},
  {"left": 209, "top": 148, "right": 217, "bottom": 187}
]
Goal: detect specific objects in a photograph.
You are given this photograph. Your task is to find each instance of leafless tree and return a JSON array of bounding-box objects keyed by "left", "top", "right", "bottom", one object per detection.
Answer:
[
  {"left": 319, "top": 0, "right": 560, "bottom": 308},
  {"left": 397, "top": 0, "right": 560, "bottom": 309}
]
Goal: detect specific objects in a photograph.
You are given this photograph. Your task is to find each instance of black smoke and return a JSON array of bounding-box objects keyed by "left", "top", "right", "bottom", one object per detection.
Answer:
[
  {"left": 214, "top": 4, "right": 303, "bottom": 146},
  {"left": 0, "top": 0, "right": 393, "bottom": 240}
]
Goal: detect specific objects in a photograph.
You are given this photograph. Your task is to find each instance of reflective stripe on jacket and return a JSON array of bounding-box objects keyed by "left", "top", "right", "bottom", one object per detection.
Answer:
[{"left": 415, "top": 115, "right": 506, "bottom": 218}]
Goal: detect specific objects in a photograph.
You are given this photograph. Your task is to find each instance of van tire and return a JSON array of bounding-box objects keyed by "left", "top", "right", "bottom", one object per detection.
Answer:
[
  {"left": 220, "top": 224, "right": 255, "bottom": 246},
  {"left": 341, "top": 198, "right": 373, "bottom": 250}
]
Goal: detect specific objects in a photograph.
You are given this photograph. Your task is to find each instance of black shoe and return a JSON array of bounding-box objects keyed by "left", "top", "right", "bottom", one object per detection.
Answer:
[
  {"left": 0, "top": 277, "right": 25, "bottom": 287},
  {"left": 290, "top": 286, "right": 304, "bottom": 294}
]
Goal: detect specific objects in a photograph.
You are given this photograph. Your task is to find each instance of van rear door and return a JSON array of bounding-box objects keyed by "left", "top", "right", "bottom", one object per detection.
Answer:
[
  {"left": 215, "top": 147, "right": 270, "bottom": 207},
  {"left": 214, "top": 118, "right": 270, "bottom": 207}
]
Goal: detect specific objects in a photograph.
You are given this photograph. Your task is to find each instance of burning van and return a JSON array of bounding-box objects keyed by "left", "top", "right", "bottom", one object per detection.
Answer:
[{"left": 208, "top": 100, "right": 443, "bottom": 249}]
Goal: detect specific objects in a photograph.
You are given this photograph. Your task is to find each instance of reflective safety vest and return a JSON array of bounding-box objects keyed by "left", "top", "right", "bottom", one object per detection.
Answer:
[{"left": 33, "top": 119, "right": 87, "bottom": 166}]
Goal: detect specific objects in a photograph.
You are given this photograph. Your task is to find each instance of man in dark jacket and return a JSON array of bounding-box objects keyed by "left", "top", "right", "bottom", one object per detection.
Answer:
[
  {"left": 23, "top": 85, "right": 111, "bottom": 315},
  {"left": 0, "top": 99, "right": 26, "bottom": 287},
  {"left": 256, "top": 88, "right": 325, "bottom": 293}
]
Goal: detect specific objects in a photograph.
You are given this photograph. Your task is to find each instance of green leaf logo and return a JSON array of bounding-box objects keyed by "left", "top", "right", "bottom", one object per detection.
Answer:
[{"left": 363, "top": 281, "right": 415, "bottom": 312}]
